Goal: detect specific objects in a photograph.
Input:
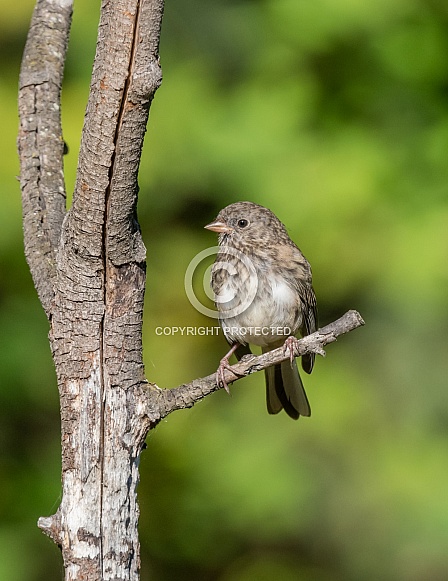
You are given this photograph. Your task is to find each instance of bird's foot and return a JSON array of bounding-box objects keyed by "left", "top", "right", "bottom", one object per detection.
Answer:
[
  {"left": 283, "top": 336, "right": 300, "bottom": 366},
  {"left": 216, "top": 358, "right": 235, "bottom": 394},
  {"left": 216, "top": 344, "right": 243, "bottom": 394}
]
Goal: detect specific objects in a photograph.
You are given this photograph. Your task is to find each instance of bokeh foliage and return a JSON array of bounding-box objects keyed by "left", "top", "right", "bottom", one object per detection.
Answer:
[{"left": 1, "top": 0, "right": 448, "bottom": 579}]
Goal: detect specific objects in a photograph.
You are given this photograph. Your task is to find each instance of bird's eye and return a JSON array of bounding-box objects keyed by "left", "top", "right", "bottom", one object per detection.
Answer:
[{"left": 237, "top": 219, "right": 249, "bottom": 228}]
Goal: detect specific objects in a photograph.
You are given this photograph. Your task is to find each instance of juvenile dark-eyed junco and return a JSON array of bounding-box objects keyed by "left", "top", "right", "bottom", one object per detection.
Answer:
[{"left": 205, "top": 201, "right": 317, "bottom": 419}]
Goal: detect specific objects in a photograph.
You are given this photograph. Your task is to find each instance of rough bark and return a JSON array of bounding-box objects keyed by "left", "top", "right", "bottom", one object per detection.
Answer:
[
  {"left": 19, "top": 0, "right": 164, "bottom": 579},
  {"left": 18, "top": 1, "right": 365, "bottom": 580},
  {"left": 18, "top": 0, "right": 71, "bottom": 316}
]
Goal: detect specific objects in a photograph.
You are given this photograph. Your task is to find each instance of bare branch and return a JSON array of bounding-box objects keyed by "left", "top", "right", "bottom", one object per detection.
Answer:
[
  {"left": 157, "top": 310, "right": 365, "bottom": 417},
  {"left": 107, "top": 0, "right": 163, "bottom": 267},
  {"left": 65, "top": 0, "right": 163, "bottom": 261},
  {"left": 18, "top": 0, "right": 72, "bottom": 316}
]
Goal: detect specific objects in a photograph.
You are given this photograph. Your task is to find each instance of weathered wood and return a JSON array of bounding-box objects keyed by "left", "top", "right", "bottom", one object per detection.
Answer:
[
  {"left": 18, "top": 0, "right": 72, "bottom": 316},
  {"left": 19, "top": 0, "right": 164, "bottom": 579}
]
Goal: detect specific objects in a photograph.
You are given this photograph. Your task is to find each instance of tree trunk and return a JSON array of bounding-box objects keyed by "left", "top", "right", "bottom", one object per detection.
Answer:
[
  {"left": 19, "top": 1, "right": 164, "bottom": 578},
  {"left": 17, "top": 1, "right": 364, "bottom": 579}
]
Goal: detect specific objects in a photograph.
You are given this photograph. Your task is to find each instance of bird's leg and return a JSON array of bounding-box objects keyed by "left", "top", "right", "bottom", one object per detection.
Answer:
[
  {"left": 283, "top": 336, "right": 300, "bottom": 366},
  {"left": 216, "top": 343, "right": 243, "bottom": 394}
]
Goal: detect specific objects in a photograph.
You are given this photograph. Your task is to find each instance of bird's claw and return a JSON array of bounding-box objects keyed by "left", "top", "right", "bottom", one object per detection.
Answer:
[
  {"left": 216, "top": 357, "right": 244, "bottom": 394},
  {"left": 215, "top": 343, "right": 243, "bottom": 394},
  {"left": 283, "top": 336, "right": 300, "bottom": 366},
  {"left": 216, "top": 359, "right": 231, "bottom": 394}
]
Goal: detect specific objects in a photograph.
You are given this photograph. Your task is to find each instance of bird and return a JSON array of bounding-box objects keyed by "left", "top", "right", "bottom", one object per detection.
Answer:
[{"left": 204, "top": 201, "right": 317, "bottom": 419}]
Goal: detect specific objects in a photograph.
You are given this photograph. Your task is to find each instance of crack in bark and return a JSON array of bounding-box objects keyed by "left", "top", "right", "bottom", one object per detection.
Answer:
[{"left": 99, "top": 3, "right": 148, "bottom": 576}]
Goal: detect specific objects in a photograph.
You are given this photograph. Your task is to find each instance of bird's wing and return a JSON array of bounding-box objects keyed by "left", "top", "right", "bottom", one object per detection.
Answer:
[
  {"left": 284, "top": 244, "right": 318, "bottom": 374},
  {"left": 297, "top": 280, "right": 317, "bottom": 374}
]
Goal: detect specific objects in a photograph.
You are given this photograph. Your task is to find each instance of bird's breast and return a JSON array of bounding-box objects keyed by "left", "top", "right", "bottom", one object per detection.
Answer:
[{"left": 218, "top": 270, "right": 301, "bottom": 347}]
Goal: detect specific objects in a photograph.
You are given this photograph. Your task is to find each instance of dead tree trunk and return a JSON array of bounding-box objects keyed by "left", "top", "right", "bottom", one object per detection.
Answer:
[
  {"left": 19, "top": 1, "right": 164, "bottom": 578},
  {"left": 17, "top": 1, "right": 364, "bottom": 580}
]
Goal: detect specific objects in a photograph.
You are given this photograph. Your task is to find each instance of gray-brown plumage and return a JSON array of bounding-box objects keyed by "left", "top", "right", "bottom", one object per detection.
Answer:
[{"left": 205, "top": 201, "right": 317, "bottom": 419}]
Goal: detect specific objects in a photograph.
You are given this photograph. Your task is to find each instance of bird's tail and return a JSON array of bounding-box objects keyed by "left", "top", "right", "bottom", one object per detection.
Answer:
[{"left": 264, "top": 350, "right": 311, "bottom": 420}]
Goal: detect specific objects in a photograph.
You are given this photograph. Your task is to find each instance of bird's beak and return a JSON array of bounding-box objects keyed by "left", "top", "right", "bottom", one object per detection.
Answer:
[{"left": 204, "top": 221, "right": 233, "bottom": 233}]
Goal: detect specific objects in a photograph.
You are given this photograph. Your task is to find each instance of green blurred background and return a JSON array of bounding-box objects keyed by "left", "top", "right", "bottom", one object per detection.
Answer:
[{"left": 2, "top": 0, "right": 448, "bottom": 579}]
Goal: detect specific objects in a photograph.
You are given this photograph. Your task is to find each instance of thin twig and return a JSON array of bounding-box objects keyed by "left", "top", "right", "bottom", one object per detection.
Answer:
[{"left": 156, "top": 309, "right": 365, "bottom": 417}]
